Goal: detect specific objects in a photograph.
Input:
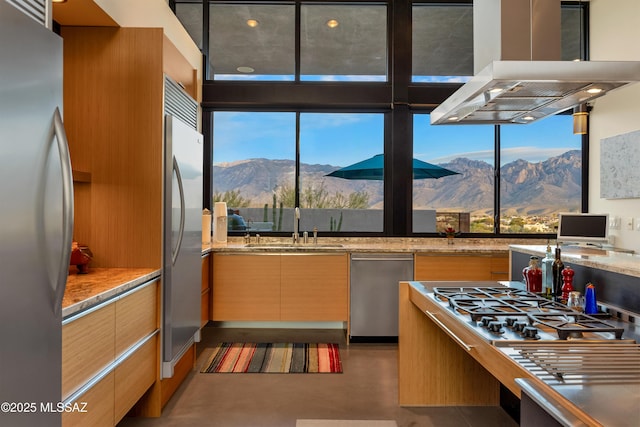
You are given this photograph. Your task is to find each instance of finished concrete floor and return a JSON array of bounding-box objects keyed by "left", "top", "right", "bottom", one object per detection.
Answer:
[{"left": 117, "top": 326, "right": 518, "bottom": 427}]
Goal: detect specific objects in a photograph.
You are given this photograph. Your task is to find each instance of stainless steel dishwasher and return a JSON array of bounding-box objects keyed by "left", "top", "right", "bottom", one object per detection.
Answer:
[{"left": 349, "top": 253, "right": 414, "bottom": 339}]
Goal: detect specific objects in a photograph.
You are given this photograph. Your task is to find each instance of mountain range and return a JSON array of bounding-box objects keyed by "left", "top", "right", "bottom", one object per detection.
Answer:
[{"left": 212, "top": 150, "right": 582, "bottom": 216}]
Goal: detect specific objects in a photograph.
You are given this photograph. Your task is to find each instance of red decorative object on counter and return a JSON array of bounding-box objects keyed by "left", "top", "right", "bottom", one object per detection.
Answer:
[
  {"left": 522, "top": 256, "right": 542, "bottom": 293},
  {"left": 561, "top": 265, "right": 575, "bottom": 302},
  {"left": 69, "top": 241, "right": 93, "bottom": 274}
]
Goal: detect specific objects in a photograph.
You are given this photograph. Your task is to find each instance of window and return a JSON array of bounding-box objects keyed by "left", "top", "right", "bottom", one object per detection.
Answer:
[
  {"left": 211, "top": 112, "right": 384, "bottom": 233},
  {"left": 212, "top": 112, "right": 296, "bottom": 231},
  {"left": 209, "top": 3, "right": 295, "bottom": 81},
  {"left": 413, "top": 114, "right": 494, "bottom": 233},
  {"left": 300, "top": 113, "right": 384, "bottom": 232},
  {"left": 188, "top": 1, "right": 588, "bottom": 237},
  {"left": 412, "top": 3, "right": 473, "bottom": 83},
  {"left": 300, "top": 3, "right": 388, "bottom": 82},
  {"left": 499, "top": 115, "right": 582, "bottom": 233}
]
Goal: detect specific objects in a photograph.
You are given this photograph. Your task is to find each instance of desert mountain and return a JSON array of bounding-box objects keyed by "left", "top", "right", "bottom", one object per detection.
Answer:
[{"left": 213, "top": 150, "right": 581, "bottom": 215}]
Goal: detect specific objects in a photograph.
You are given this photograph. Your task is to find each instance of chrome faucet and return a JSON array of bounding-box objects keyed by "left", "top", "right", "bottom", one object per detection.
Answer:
[{"left": 292, "top": 207, "right": 300, "bottom": 243}]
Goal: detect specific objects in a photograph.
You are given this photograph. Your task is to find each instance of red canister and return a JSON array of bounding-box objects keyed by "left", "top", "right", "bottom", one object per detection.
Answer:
[{"left": 523, "top": 256, "right": 543, "bottom": 293}]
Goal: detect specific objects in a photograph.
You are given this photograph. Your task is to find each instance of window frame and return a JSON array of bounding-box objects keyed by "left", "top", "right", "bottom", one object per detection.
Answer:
[{"left": 177, "top": 0, "right": 588, "bottom": 238}]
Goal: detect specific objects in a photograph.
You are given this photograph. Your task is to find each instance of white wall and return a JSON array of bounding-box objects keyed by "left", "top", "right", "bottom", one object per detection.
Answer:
[{"left": 588, "top": 0, "right": 640, "bottom": 252}]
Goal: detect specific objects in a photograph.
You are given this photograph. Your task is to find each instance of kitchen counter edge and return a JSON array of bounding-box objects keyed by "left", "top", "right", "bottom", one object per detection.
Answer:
[{"left": 63, "top": 268, "right": 161, "bottom": 319}]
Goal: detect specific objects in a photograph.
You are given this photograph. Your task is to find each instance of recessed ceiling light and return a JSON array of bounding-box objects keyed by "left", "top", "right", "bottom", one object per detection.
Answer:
[
  {"left": 447, "top": 117, "right": 459, "bottom": 121},
  {"left": 237, "top": 66, "right": 255, "bottom": 73},
  {"left": 489, "top": 88, "right": 503, "bottom": 94},
  {"left": 523, "top": 116, "right": 535, "bottom": 121},
  {"left": 326, "top": 19, "right": 339, "bottom": 29},
  {"left": 587, "top": 87, "right": 603, "bottom": 94},
  {"left": 246, "top": 19, "right": 259, "bottom": 28},
  {"left": 52, "top": 0, "right": 67, "bottom": 3}
]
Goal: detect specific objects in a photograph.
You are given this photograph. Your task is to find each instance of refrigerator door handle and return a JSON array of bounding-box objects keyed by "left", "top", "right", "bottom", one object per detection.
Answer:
[
  {"left": 172, "top": 155, "right": 185, "bottom": 266},
  {"left": 52, "top": 107, "right": 74, "bottom": 315}
]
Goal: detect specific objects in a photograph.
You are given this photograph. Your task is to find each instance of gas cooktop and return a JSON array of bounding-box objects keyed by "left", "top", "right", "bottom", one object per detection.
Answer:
[{"left": 431, "top": 286, "right": 626, "bottom": 342}]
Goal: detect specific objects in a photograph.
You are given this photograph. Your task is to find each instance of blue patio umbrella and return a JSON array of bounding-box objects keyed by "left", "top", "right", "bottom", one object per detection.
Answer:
[{"left": 326, "top": 154, "right": 460, "bottom": 180}]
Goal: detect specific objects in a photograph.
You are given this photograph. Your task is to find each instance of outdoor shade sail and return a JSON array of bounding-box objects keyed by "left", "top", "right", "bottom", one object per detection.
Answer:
[{"left": 326, "top": 154, "right": 460, "bottom": 180}]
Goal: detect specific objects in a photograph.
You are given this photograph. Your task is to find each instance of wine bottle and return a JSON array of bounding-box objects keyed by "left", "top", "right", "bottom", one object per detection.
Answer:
[{"left": 551, "top": 246, "right": 564, "bottom": 302}]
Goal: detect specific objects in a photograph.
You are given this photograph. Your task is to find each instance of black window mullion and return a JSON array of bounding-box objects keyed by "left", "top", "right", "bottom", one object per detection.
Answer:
[{"left": 494, "top": 125, "right": 500, "bottom": 234}]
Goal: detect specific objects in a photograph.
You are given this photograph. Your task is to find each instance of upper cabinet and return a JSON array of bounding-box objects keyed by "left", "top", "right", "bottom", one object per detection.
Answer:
[{"left": 60, "top": 24, "right": 199, "bottom": 269}]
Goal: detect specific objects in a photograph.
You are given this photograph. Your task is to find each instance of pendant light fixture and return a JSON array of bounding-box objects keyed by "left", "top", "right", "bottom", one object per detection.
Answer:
[{"left": 572, "top": 103, "right": 588, "bottom": 135}]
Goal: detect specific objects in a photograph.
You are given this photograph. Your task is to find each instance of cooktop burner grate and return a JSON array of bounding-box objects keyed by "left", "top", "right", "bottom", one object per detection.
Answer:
[
  {"left": 432, "top": 286, "right": 624, "bottom": 341},
  {"left": 528, "top": 313, "right": 625, "bottom": 340}
]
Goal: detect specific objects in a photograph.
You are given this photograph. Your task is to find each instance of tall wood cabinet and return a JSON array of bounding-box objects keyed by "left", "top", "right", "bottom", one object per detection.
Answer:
[
  {"left": 61, "top": 25, "right": 198, "bottom": 421},
  {"left": 62, "top": 26, "right": 197, "bottom": 269}
]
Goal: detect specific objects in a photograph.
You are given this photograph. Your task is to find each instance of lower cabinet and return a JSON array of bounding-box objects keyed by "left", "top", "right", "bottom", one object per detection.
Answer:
[
  {"left": 281, "top": 254, "right": 348, "bottom": 321},
  {"left": 201, "top": 254, "right": 211, "bottom": 327},
  {"left": 62, "top": 372, "right": 115, "bottom": 427},
  {"left": 212, "top": 254, "right": 280, "bottom": 321},
  {"left": 212, "top": 253, "right": 348, "bottom": 322},
  {"left": 61, "top": 278, "right": 160, "bottom": 427},
  {"left": 414, "top": 253, "right": 509, "bottom": 281}
]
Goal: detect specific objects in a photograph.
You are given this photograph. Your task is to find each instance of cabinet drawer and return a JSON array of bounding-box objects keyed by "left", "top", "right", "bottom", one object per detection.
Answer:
[
  {"left": 62, "top": 371, "right": 115, "bottom": 427},
  {"left": 62, "top": 303, "right": 116, "bottom": 399},
  {"left": 114, "top": 335, "right": 157, "bottom": 423},
  {"left": 115, "top": 281, "right": 158, "bottom": 357}
]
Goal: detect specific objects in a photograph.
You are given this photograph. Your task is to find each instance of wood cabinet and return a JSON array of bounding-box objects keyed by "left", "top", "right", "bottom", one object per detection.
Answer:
[
  {"left": 62, "top": 303, "right": 116, "bottom": 399},
  {"left": 281, "top": 254, "right": 348, "bottom": 321},
  {"left": 61, "top": 26, "right": 197, "bottom": 270},
  {"left": 399, "top": 282, "right": 501, "bottom": 406},
  {"left": 61, "top": 280, "right": 159, "bottom": 427},
  {"left": 414, "top": 253, "right": 509, "bottom": 281},
  {"left": 201, "top": 254, "right": 211, "bottom": 328},
  {"left": 62, "top": 372, "right": 115, "bottom": 427},
  {"left": 212, "top": 253, "right": 348, "bottom": 322}
]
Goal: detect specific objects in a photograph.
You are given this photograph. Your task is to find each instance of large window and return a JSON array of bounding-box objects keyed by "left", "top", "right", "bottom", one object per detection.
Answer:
[
  {"left": 212, "top": 112, "right": 384, "bottom": 233},
  {"left": 177, "top": 0, "right": 588, "bottom": 237},
  {"left": 499, "top": 115, "right": 582, "bottom": 233},
  {"left": 413, "top": 115, "right": 494, "bottom": 233}
]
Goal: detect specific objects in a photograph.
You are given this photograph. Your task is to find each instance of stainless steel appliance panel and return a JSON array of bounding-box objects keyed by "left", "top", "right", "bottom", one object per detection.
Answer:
[
  {"left": 162, "top": 114, "right": 203, "bottom": 378},
  {"left": 0, "top": 2, "right": 72, "bottom": 425},
  {"left": 350, "top": 254, "right": 414, "bottom": 337}
]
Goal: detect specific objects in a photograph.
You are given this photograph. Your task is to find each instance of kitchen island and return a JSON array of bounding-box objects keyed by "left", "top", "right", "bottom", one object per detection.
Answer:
[{"left": 399, "top": 280, "right": 640, "bottom": 427}]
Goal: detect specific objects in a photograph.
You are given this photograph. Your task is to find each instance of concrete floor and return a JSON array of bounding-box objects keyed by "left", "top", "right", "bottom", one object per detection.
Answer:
[{"left": 118, "top": 326, "right": 518, "bottom": 427}]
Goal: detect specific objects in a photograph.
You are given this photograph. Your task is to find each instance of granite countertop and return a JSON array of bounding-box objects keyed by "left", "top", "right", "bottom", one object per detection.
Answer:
[
  {"left": 511, "top": 244, "right": 640, "bottom": 278},
  {"left": 205, "top": 237, "right": 543, "bottom": 254},
  {"left": 63, "top": 267, "right": 161, "bottom": 319}
]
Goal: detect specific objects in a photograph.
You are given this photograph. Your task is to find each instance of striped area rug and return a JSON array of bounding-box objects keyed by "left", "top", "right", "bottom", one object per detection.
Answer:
[{"left": 200, "top": 342, "right": 342, "bottom": 373}]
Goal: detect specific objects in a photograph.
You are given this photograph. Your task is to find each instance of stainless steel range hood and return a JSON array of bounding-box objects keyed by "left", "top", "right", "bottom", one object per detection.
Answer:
[{"left": 431, "top": 0, "right": 640, "bottom": 125}]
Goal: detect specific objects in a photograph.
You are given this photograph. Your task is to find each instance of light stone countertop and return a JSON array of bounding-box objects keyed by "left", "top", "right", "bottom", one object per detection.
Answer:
[
  {"left": 205, "top": 237, "right": 546, "bottom": 255},
  {"left": 63, "top": 267, "right": 161, "bottom": 319},
  {"left": 511, "top": 244, "right": 640, "bottom": 278}
]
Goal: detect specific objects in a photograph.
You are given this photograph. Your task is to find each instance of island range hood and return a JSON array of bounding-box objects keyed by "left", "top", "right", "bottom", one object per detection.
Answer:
[{"left": 430, "top": 0, "right": 640, "bottom": 125}]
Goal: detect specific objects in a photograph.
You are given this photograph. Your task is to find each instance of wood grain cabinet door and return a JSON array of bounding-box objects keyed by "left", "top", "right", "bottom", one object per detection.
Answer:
[
  {"left": 212, "top": 254, "right": 281, "bottom": 321},
  {"left": 415, "top": 254, "right": 506, "bottom": 281},
  {"left": 62, "top": 304, "right": 116, "bottom": 400},
  {"left": 280, "top": 254, "right": 348, "bottom": 321}
]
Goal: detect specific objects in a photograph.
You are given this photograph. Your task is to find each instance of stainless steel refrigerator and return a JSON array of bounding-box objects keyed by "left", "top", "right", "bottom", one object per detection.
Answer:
[
  {"left": 0, "top": 1, "right": 73, "bottom": 426},
  {"left": 161, "top": 106, "right": 203, "bottom": 378}
]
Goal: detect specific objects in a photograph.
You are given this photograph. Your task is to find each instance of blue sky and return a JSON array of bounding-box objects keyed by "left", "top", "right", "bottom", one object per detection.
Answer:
[{"left": 212, "top": 111, "right": 581, "bottom": 168}]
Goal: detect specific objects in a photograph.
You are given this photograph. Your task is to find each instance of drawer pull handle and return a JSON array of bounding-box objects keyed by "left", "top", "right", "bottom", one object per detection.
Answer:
[{"left": 425, "top": 310, "right": 474, "bottom": 352}]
